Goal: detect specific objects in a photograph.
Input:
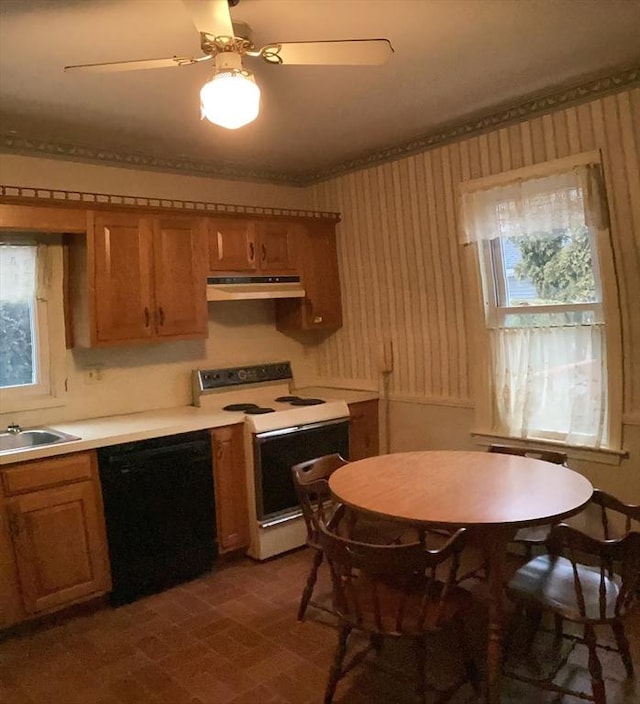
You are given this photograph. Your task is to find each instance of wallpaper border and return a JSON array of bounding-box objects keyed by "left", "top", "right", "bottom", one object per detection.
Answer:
[{"left": 1, "top": 64, "right": 638, "bottom": 187}]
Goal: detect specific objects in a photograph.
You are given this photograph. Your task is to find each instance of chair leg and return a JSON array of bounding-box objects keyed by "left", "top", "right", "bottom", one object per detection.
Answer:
[
  {"left": 298, "top": 548, "right": 324, "bottom": 621},
  {"left": 455, "top": 615, "right": 481, "bottom": 695},
  {"left": 325, "top": 623, "right": 351, "bottom": 704},
  {"left": 414, "top": 635, "right": 427, "bottom": 704},
  {"left": 553, "top": 614, "right": 563, "bottom": 640},
  {"left": 370, "top": 633, "right": 383, "bottom": 655},
  {"left": 524, "top": 606, "right": 542, "bottom": 651},
  {"left": 584, "top": 623, "right": 606, "bottom": 704},
  {"left": 611, "top": 619, "right": 634, "bottom": 677}
]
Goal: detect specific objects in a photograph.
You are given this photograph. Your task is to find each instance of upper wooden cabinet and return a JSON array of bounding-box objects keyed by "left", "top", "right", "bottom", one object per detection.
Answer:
[
  {"left": 0, "top": 204, "right": 86, "bottom": 233},
  {"left": 207, "top": 218, "right": 296, "bottom": 274},
  {"left": 276, "top": 220, "right": 343, "bottom": 332},
  {"left": 71, "top": 211, "right": 208, "bottom": 346},
  {"left": 153, "top": 215, "right": 209, "bottom": 339}
]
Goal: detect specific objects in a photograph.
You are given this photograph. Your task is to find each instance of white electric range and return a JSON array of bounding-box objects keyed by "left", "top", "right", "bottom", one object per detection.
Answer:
[{"left": 192, "top": 361, "right": 350, "bottom": 559}]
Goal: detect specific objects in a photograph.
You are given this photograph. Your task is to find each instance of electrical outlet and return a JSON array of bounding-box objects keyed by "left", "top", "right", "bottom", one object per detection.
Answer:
[{"left": 86, "top": 366, "right": 105, "bottom": 384}]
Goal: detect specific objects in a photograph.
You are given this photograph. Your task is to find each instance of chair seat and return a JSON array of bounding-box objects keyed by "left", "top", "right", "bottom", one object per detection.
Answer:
[
  {"left": 513, "top": 524, "right": 551, "bottom": 544},
  {"left": 335, "top": 574, "right": 475, "bottom": 635},
  {"left": 507, "top": 554, "right": 622, "bottom": 622},
  {"left": 347, "top": 513, "right": 420, "bottom": 545}
]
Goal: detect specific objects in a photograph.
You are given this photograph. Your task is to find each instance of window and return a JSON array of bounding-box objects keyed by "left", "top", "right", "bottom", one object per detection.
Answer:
[
  {"left": 461, "top": 157, "right": 621, "bottom": 451},
  {"left": 0, "top": 236, "right": 67, "bottom": 413}
]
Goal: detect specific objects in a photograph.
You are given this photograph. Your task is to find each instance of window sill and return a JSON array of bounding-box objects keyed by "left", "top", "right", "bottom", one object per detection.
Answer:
[
  {"left": 471, "top": 431, "right": 627, "bottom": 466},
  {"left": 0, "top": 389, "right": 68, "bottom": 415}
]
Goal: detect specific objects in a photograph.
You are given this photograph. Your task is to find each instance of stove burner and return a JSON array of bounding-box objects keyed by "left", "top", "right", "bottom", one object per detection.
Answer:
[
  {"left": 275, "top": 395, "right": 302, "bottom": 402},
  {"left": 245, "top": 407, "right": 275, "bottom": 414},
  {"left": 289, "top": 398, "right": 325, "bottom": 406},
  {"left": 223, "top": 403, "right": 260, "bottom": 412}
]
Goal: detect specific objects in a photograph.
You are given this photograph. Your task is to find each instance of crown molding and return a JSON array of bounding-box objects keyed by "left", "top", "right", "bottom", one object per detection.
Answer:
[
  {"left": 307, "top": 63, "right": 640, "bottom": 183},
  {"left": 0, "top": 184, "right": 341, "bottom": 222},
  {"left": 0, "top": 136, "right": 304, "bottom": 187},
  {"left": 1, "top": 64, "right": 638, "bottom": 187}
]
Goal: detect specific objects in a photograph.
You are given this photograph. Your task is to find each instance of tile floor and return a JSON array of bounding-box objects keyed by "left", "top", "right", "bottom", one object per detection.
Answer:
[{"left": 1, "top": 547, "right": 639, "bottom": 704}]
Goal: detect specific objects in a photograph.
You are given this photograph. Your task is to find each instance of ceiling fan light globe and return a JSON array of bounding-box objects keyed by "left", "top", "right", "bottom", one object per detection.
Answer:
[{"left": 200, "top": 71, "right": 261, "bottom": 130}]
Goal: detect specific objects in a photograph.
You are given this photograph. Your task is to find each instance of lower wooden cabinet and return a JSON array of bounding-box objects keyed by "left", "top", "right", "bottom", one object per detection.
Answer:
[
  {"left": 0, "top": 451, "right": 111, "bottom": 625},
  {"left": 349, "top": 400, "right": 380, "bottom": 460},
  {"left": 211, "top": 425, "right": 250, "bottom": 554}
]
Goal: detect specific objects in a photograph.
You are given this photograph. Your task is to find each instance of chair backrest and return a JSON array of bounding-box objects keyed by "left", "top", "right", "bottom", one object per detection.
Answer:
[
  {"left": 489, "top": 444, "right": 568, "bottom": 465},
  {"left": 590, "top": 488, "right": 640, "bottom": 540},
  {"left": 291, "top": 454, "right": 348, "bottom": 541},
  {"left": 318, "top": 522, "right": 467, "bottom": 635},
  {"left": 546, "top": 523, "right": 640, "bottom": 620}
]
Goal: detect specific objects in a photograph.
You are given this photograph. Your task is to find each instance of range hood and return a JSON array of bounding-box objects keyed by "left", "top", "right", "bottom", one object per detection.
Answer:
[{"left": 206, "top": 275, "right": 306, "bottom": 302}]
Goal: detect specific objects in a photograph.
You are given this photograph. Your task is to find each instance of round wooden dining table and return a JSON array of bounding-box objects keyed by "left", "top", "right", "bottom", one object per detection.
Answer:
[{"left": 328, "top": 450, "right": 593, "bottom": 704}]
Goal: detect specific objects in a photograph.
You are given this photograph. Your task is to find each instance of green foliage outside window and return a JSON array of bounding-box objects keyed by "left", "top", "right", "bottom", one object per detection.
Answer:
[
  {"left": 0, "top": 300, "right": 34, "bottom": 387},
  {"left": 512, "top": 226, "right": 596, "bottom": 304}
]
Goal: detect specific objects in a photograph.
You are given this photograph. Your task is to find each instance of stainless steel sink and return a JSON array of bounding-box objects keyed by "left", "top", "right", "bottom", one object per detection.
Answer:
[{"left": 0, "top": 428, "right": 81, "bottom": 454}]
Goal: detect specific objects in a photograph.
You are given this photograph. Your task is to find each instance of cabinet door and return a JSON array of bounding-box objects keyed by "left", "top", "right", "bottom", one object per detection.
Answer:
[
  {"left": 211, "top": 425, "right": 249, "bottom": 553},
  {"left": 0, "top": 501, "right": 23, "bottom": 628},
  {"left": 91, "top": 211, "right": 154, "bottom": 343},
  {"left": 207, "top": 219, "right": 257, "bottom": 272},
  {"left": 153, "top": 215, "right": 208, "bottom": 339},
  {"left": 303, "top": 222, "right": 342, "bottom": 329},
  {"left": 255, "top": 221, "right": 296, "bottom": 273},
  {"left": 276, "top": 221, "right": 343, "bottom": 331},
  {"left": 8, "top": 482, "right": 111, "bottom": 614},
  {"left": 349, "top": 400, "right": 379, "bottom": 460}
]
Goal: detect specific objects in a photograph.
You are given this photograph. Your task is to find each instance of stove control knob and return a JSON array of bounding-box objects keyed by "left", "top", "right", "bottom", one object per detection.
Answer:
[{"left": 238, "top": 369, "right": 247, "bottom": 381}]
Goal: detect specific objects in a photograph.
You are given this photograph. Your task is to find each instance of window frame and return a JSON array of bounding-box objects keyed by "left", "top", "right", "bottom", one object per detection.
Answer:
[
  {"left": 461, "top": 151, "right": 623, "bottom": 457},
  {"left": 481, "top": 230, "right": 605, "bottom": 329},
  {"left": 0, "top": 235, "right": 68, "bottom": 414}
]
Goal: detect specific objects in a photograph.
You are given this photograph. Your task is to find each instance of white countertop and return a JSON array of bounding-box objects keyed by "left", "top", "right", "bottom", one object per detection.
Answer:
[
  {"left": 0, "top": 406, "right": 238, "bottom": 466},
  {"left": 0, "top": 389, "right": 379, "bottom": 466},
  {"left": 294, "top": 386, "right": 379, "bottom": 404}
]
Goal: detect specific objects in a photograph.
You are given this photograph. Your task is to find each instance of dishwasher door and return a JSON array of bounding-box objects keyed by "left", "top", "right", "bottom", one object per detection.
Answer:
[{"left": 98, "top": 430, "right": 216, "bottom": 604}]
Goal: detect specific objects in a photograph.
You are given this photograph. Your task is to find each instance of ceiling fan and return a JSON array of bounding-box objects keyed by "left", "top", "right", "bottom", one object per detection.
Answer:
[{"left": 64, "top": 0, "right": 394, "bottom": 129}]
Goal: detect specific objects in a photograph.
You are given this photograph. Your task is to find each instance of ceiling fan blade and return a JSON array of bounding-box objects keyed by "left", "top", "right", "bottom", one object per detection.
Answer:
[
  {"left": 64, "top": 55, "right": 211, "bottom": 73},
  {"left": 182, "top": 0, "right": 233, "bottom": 37},
  {"left": 259, "top": 38, "right": 394, "bottom": 66}
]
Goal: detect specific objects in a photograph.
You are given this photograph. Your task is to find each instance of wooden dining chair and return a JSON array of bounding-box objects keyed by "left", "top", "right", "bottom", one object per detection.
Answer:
[
  {"left": 292, "top": 454, "right": 417, "bottom": 621},
  {"left": 292, "top": 453, "right": 348, "bottom": 621},
  {"left": 318, "top": 520, "right": 481, "bottom": 703},
  {"left": 489, "top": 444, "right": 568, "bottom": 560},
  {"left": 505, "top": 491, "right": 640, "bottom": 704}
]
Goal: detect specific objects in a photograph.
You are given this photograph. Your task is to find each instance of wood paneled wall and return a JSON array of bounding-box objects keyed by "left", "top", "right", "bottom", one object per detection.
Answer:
[{"left": 309, "top": 88, "right": 640, "bottom": 422}]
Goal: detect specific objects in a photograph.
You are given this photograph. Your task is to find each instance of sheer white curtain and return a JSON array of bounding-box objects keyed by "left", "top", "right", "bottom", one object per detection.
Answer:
[
  {"left": 461, "top": 165, "right": 608, "bottom": 243},
  {"left": 461, "top": 163, "right": 611, "bottom": 449},
  {"left": 489, "top": 325, "right": 607, "bottom": 447}
]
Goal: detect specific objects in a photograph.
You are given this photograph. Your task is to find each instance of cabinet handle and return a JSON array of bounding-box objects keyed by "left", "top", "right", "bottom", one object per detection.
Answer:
[
  {"left": 217, "top": 230, "right": 224, "bottom": 261},
  {"left": 313, "top": 315, "right": 323, "bottom": 324},
  {"left": 261, "top": 244, "right": 267, "bottom": 262},
  {"left": 158, "top": 307, "right": 165, "bottom": 326},
  {"left": 248, "top": 241, "right": 255, "bottom": 263},
  {"left": 144, "top": 307, "right": 150, "bottom": 327}
]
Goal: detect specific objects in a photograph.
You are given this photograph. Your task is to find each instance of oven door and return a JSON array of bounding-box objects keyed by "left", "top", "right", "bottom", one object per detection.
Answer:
[{"left": 253, "top": 418, "right": 349, "bottom": 524}]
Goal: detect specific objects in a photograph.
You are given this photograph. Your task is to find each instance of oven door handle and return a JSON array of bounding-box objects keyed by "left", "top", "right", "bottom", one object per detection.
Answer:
[{"left": 254, "top": 417, "right": 349, "bottom": 440}]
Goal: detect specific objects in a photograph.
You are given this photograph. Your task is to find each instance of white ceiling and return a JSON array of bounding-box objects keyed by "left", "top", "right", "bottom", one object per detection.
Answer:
[{"left": 1, "top": 0, "right": 639, "bottom": 183}]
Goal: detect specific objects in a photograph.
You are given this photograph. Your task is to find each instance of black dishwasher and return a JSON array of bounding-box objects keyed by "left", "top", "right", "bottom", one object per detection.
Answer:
[{"left": 98, "top": 430, "right": 216, "bottom": 605}]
